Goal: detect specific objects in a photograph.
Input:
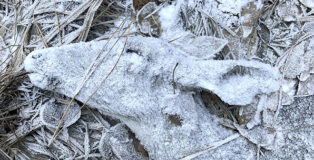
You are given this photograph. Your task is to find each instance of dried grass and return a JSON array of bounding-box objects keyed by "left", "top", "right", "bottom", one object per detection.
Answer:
[{"left": 0, "top": 0, "right": 132, "bottom": 159}]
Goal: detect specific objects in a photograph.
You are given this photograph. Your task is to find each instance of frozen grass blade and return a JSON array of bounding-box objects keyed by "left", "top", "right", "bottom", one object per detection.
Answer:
[
  {"left": 34, "top": 22, "right": 48, "bottom": 48},
  {"left": 53, "top": 0, "right": 63, "bottom": 45},
  {"left": 84, "top": 123, "right": 90, "bottom": 160}
]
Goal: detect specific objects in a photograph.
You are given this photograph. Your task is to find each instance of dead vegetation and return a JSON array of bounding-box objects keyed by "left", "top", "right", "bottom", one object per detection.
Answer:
[
  {"left": 0, "top": 1, "right": 144, "bottom": 159},
  {"left": 0, "top": 0, "right": 313, "bottom": 159}
]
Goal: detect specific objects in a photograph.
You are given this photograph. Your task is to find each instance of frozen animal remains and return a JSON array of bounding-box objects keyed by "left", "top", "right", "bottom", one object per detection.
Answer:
[{"left": 24, "top": 36, "right": 280, "bottom": 159}]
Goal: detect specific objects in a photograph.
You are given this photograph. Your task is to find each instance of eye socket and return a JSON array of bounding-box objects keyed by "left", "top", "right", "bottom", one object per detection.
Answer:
[
  {"left": 32, "top": 53, "right": 42, "bottom": 59},
  {"left": 168, "top": 114, "right": 182, "bottom": 126}
]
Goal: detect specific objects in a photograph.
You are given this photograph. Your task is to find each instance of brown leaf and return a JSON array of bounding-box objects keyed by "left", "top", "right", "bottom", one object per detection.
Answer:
[{"left": 133, "top": 0, "right": 157, "bottom": 11}]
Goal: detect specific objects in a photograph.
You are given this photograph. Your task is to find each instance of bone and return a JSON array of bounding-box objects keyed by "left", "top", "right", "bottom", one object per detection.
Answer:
[{"left": 24, "top": 36, "right": 279, "bottom": 159}]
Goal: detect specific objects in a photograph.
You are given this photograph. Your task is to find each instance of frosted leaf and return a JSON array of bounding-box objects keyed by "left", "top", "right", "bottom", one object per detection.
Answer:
[
  {"left": 277, "top": 1, "right": 303, "bottom": 22},
  {"left": 234, "top": 124, "right": 282, "bottom": 150},
  {"left": 181, "top": 0, "right": 242, "bottom": 32},
  {"left": 297, "top": 75, "right": 314, "bottom": 96},
  {"left": 39, "top": 99, "right": 81, "bottom": 128},
  {"left": 99, "top": 131, "right": 113, "bottom": 158},
  {"left": 305, "top": 38, "right": 314, "bottom": 74},
  {"left": 240, "top": 1, "right": 263, "bottom": 38},
  {"left": 277, "top": 36, "right": 314, "bottom": 103},
  {"left": 99, "top": 124, "right": 147, "bottom": 160},
  {"left": 281, "top": 41, "right": 305, "bottom": 78},
  {"left": 279, "top": 37, "right": 314, "bottom": 99},
  {"left": 19, "top": 106, "right": 34, "bottom": 119},
  {"left": 302, "top": 22, "right": 314, "bottom": 33},
  {"left": 109, "top": 124, "right": 147, "bottom": 160},
  {"left": 172, "top": 34, "right": 228, "bottom": 59}
]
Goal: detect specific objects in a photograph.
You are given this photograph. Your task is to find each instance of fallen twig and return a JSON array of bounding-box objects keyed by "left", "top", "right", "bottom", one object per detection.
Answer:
[
  {"left": 180, "top": 133, "right": 240, "bottom": 160},
  {"left": 172, "top": 62, "right": 179, "bottom": 94}
]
